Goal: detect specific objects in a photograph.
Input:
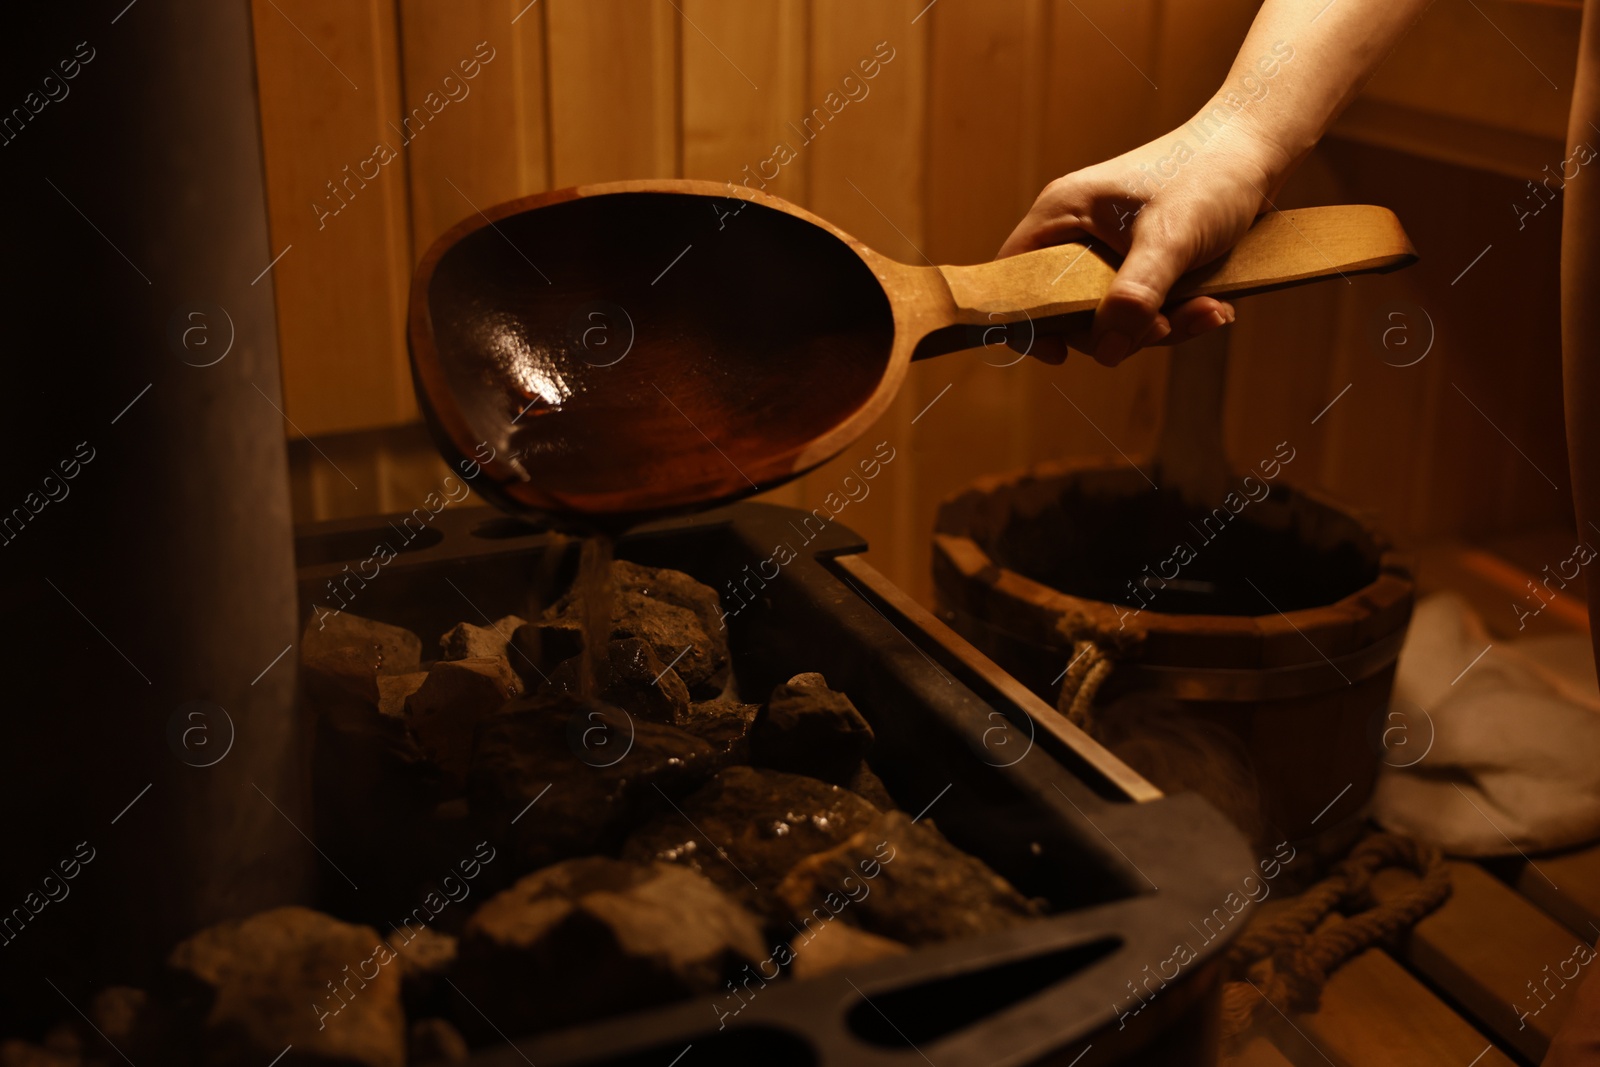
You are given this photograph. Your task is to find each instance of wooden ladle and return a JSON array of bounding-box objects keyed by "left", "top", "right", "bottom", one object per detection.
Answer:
[{"left": 408, "top": 179, "right": 1414, "bottom": 522}]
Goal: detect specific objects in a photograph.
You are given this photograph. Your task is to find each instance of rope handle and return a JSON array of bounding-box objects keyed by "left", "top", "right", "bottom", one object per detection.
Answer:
[
  {"left": 1051, "top": 639, "right": 1453, "bottom": 1044},
  {"left": 1219, "top": 832, "right": 1453, "bottom": 1040},
  {"left": 1056, "top": 638, "right": 1114, "bottom": 734}
]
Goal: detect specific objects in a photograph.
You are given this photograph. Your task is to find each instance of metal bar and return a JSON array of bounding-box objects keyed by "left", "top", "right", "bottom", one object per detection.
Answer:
[{"left": 832, "top": 553, "right": 1163, "bottom": 804}]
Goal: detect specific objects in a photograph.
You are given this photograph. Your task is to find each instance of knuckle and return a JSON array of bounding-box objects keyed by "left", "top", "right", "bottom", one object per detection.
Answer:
[
  {"left": 1106, "top": 279, "right": 1164, "bottom": 314},
  {"left": 1038, "top": 173, "right": 1090, "bottom": 210},
  {"left": 1130, "top": 211, "right": 1182, "bottom": 251}
]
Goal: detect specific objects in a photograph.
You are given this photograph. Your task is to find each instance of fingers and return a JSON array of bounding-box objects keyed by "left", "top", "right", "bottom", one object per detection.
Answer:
[
  {"left": 1150, "top": 298, "right": 1235, "bottom": 348},
  {"left": 996, "top": 221, "right": 1046, "bottom": 260},
  {"left": 1026, "top": 336, "right": 1072, "bottom": 365},
  {"left": 1021, "top": 303, "right": 1237, "bottom": 366},
  {"left": 997, "top": 173, "right": 1238, "bottom": 366},
  {"left": 1048, "top": 298, "right": 1236, "bottom": 364},
  {"left": 996, "top": 208, "right": 1085, "bottom": 260},
  {"left": 1088, "top": 233, "right": 1191, "bottom": 365},
  {"left": 996, "top": 176, "right": 1099, "bottom": 260},
  {"left": 1136, "top": 315, "right": 1172, "bottom": 348}
]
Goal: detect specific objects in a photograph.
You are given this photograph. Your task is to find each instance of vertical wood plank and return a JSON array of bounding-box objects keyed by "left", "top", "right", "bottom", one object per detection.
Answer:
[
  {"left": 923, "top": 0, "right": 1037, "bottom": 266},
  {"left": 397, "top": 0, "right": 551, "bottom": 256},
  {"left": 252, "top": 0, "right": 416, "bottom": 437},
  {"left": 1362, "top": 0, "right": 1576, "bottom": 142},
  {"left": 546, "top": 0, "right": 678, "bottom": 186},
  {"left": 1041, "top": 0, "right": 1162, "bottom": 175},
  {"left": 1147, "top": 0, "right": 1260, "bottom": 129},
  {"left": 680, "top": 0, "right": 809, "bottom": 204},
  {"left": 1313, "top": 139, "right": 1568, "bottom": 543},
  {"left": 803, "top": 0, "right": 929, "bottom": 595},
  {"left": 652, "top": 2, "right": 679, "bottom": 175}
]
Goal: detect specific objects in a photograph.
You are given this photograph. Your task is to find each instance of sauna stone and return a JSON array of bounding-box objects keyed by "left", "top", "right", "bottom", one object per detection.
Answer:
[
  {"left": 751, "top": 681, "right": 875, "bottom": 783},
  {"left": 408, "top": 1018, "right": 469, "bottom": 1063},
  {"left": 65, "top": 986, "right": 173, "bottom": 1065},
  {"left": 377, "top": 671, "right": 428, "bottom": 720},
  {"left": 0, "top": 1039, "right": 78, "bottom": 1066},
  {"left": 777, "top": 811, "right": 1040, "bottom": 946},
  {"left": 541, "top": 560, "right": 730, "bottom": 695},
  {"left": 303, "top": 646, "right": 421, "bottom": 762},
  {"left": 507, "top": 619, "right": 584, "bottom": 683},
  {"left": 439, "top": 615, "right": 526, "bottom": 663},
  {"left": 392, "top": 927, "right": 456, "bottom": 1012},
  {"left": 166, "top": 906, "right": 405, "bottom": 1067},
  {"left": 845, "top": 762, "right": 897, "bottom": 811},
  {"left": 302, "top": 611, "right": 423, "bottom": 676},
  {"left": 469, "top": 696, "right": 722, "bottom": 869},
  {"left": 677, "top": 698, "right": 762, "bottom": 762},
  {"left": 542, "top": 637, "right": 691, "bottom": 723},
  {"left": 455, "top": 858, "right": 765, "bottom": 1037},
  {"left": 89, "top": 986, "right": 146, "bottom": 1047},
  {"left": 621, "top": 766, "right": 881, "bottom": 918},
  {"left": 406, "top": 657, "right": 521, "bottom": 784}
]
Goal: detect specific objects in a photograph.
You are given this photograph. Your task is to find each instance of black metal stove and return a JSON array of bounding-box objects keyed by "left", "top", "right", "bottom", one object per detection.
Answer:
[{"left": 294, "top": 502, "right": 1250, "bottom": 1067}]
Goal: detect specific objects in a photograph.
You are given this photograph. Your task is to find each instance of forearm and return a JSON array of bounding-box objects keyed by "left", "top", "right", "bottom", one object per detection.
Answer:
[
  {"left": 996, "top": 0, "right": 1436, "bottom": 362},
  {"left": 1205, "top": 0, "right": 1437, "bottom": 186}
]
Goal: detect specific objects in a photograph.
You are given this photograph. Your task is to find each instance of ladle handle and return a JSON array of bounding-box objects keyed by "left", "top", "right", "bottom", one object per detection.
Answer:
[{"left": 917, "top": 204, "right": 1415, "bottom": 359}]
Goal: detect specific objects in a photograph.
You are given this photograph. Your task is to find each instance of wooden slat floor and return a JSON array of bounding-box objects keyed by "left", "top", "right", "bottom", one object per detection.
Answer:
[{"left": 1222, "top": 536, "right": 1599, "bottom": 1066}]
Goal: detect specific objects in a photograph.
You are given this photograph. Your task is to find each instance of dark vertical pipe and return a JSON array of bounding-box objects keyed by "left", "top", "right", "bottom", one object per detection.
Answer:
[{"left": 0, "top": 0, "right": 309, "bottom": 1021}]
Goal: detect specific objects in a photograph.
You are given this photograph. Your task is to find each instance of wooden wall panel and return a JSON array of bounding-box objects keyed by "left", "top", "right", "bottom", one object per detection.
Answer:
[
  {"left": 1329, "top": 2, "right": 1579, "bottom": 182},
  {"left": 546, "top": 0, "right": 678, "bottom": 185},
  {"left": 252, "top": 0, "right": 416, "bottom": 438},
  {"left": 1326, "top": 139, "right": 1570, "bottom": 543},
  {"left": 1223, "top": 138, "right": 1572, "bottom": 549},
  {"left": 805, "top": 1, "right": 927, "bottom": 266},
  {"left": 398, "top": 0, "right": 551, "bottom": 256},
  {"left": 1148, "top": 0, "right": 1260, "bottom": 129},
  {"left": 680, "top": 0, "right": 809, "bottom": 205},
  {"left": 798, "top": 0, "right": 929, "bottom": 595},
  {"left": 1363, "top": 0, "right": 1576, "bottom": 141},
  {"left": 1041, "top": 0, "right": 1163, "bottom": 176},
  {"left": 906, "top": 0, "right": 1046, "bottom": 602},
  {"left": 923, "top": 0, "right": 1039, "bottom": 265}
]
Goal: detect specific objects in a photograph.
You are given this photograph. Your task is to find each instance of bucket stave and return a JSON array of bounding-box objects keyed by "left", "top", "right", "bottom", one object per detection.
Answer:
[{"left": 933, "top": 455, "right": 1414, "bottom": 848}]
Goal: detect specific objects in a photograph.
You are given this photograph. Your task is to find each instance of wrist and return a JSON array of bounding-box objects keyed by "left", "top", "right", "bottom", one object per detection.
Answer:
[{"left": 1185, "top": 99, "right": 1300, "bottom": 197}]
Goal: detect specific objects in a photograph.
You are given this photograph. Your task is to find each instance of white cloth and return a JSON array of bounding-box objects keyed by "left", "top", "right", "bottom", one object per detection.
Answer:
[{"left": 1373, "top": 593, "right": 1600, "bottom": 856}]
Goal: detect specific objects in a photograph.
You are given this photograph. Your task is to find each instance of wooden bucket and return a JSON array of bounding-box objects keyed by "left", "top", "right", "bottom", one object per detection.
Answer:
[{"left": 933, "top": 454, "right": 1414, "bottom": 847}]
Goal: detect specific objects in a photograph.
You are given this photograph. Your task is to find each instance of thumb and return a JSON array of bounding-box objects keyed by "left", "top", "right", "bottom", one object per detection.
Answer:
[{"left": 1090, "top": 235, "right": 1189, "bottom": 366}]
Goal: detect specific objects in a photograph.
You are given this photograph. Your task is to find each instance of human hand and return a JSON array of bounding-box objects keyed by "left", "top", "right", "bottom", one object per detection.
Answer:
[{"left": 997, "top": 118, "right": 1291, "bottom": 366}]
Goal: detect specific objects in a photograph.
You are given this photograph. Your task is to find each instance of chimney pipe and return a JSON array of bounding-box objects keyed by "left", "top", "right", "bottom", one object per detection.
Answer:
[{"left": 0, "top": 0, "right": 310, "bottom": 1020}]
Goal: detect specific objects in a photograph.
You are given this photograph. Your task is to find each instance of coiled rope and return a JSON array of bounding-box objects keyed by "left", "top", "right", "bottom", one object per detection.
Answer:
[{"left": 1217, "top": 831, "right": 1452, "bottom": 1039}]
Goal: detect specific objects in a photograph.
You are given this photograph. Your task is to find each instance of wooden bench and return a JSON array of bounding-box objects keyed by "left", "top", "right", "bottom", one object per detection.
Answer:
[{"left": 1222, "top": 535, "right": 1599, "bottom": 1066}]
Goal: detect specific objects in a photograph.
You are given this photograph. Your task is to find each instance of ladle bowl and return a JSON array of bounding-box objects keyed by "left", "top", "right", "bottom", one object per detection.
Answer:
[{"left": 408, "top": 179, "right": 1415, "bottom": 523}]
